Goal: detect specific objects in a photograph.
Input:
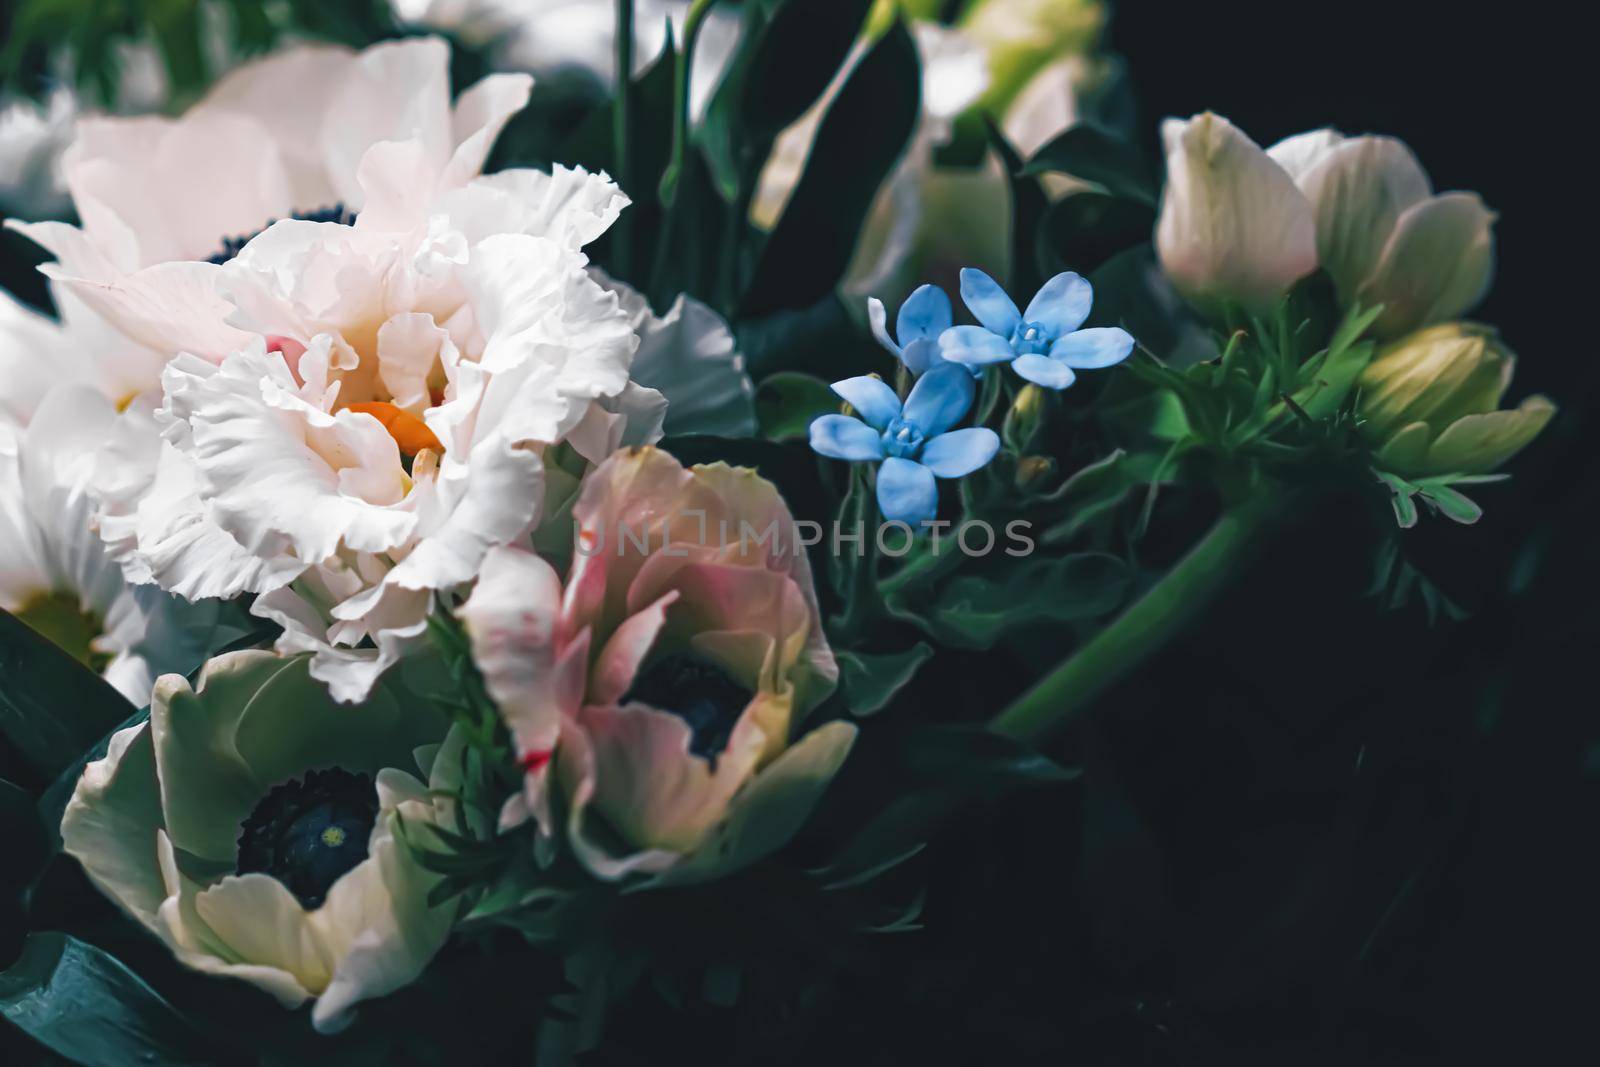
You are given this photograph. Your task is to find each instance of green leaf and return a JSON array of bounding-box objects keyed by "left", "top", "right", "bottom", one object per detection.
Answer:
[
  {"left": 983, "top": 116, "right": 1048, "bottom": 299},
  {"left": 0, "top": 608, "right": 136, "bottom": 780},
  {"left": 699, "top": 0, "right": 875, "bottom": 202},
  {"left": 739, "top": 0, "right": 874, "bottom": 139},
  {"left": 1291, "top": 339, "right": 1373, "bottom": 421},
  {"left": 1419, "top": 482, "right": 1483, "bottom": 525},
  {"left": 1036, "top": 191, "right": 1155, "bottom": 278},
  {"left": 755, "top": 371, "right": 840, "bottom": 441},
  {"left": 1022, "top": 123, "right": 1158, "bottom": 206},
  {"left": 739, "top": 19, "right": 921, "bottom": 316},
  {"left": 836, "top": 643, "right": 933, "bottom": 716},
  {"left": 736, "top": 291, "right": 885, "bottom": 382},
  {"left": 1, "top": 933, "right": 223, "bottom": 1066},
  {"left": 925, "top": 553, "right": 1131, "bottom": 649},
  {"left": 2, "top": 778, "right": 49, "bottom": 955}
]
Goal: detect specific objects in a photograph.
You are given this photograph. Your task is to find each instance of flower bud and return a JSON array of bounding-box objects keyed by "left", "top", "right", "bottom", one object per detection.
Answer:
[
  {"left": 1003, "top": 384, "right": 1046, "bottom": 451},
  {"left": 1014, "top": 454, "right": 1057, "bottom": 491},
  {"left": 1357, "top": 323, "right": 1555, "bottom": 477},
  {"left": 1155, "top": 113, "right": 1319, "bottom": 318}
]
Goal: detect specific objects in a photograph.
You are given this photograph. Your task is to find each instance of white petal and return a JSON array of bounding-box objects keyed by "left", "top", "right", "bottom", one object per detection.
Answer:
[
  {"left": 1294, "top": 135, "right": 1432, "bottom": 303},
  {"left": 1361, "top": 191, "right": 1495, "bottom": 339},
  {"left": 1156, "top": 113, "right": 1318, "bottom": 317},
  {"left": 602, "top": 273, "right": 756, "bottom": 437}
]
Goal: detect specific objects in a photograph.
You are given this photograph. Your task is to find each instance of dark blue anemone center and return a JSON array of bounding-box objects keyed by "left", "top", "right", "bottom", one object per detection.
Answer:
[
  {"left": 207, "top": 204, "right": 355, "bottom": 265},
  {"left": 235, "top": 767, "right": 378, "bottom": 910},
  {"left": 622, "top": 653, "right": 754, "bottom": 769}
]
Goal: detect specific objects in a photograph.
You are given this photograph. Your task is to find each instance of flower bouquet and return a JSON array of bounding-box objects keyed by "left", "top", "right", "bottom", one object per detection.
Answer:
[{"left": 0, "top": 1, "right": 1557, "bottom": 1063}]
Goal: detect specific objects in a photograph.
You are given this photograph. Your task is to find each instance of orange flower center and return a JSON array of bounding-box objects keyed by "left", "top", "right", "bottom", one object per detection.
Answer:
[{"left": 346, "top": 402, "right": 443, "bottom": 457}]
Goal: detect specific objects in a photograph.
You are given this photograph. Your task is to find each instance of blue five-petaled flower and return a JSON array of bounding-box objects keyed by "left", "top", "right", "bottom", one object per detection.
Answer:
[
  {"left": 867, "top": 283, "right": 961, "bottom": 376},
  {"left": 939, "top": 268, "right": 1135, "bottom": 389},
  {"left": 809, "top": 364, "right": 1000, "bottom": 527}
]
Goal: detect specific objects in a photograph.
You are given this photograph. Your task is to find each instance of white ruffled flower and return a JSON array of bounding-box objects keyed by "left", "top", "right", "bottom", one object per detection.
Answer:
[
  {"left": 7, "top": 36, "right": 533, "bottom": 363},
  {"left": 92, "top": 164, "right": 644, "bottom": 701},
  {"left": 1157, "top": 113, "right": 1495, "bottom": 334},
  {"left": 93, "top": 152, "right": 753, "bottom": 703},
  {"left": 0, "top": 385, "right": 228, "bottom": 701}
]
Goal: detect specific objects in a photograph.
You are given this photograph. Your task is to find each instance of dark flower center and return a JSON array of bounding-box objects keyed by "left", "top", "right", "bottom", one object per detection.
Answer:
[
  {"left": 622, "top": 653, "right": 754, "bottom": 770},
  {"left": 236, "top": 767, "right": 378, "bottom": 910},
  {"left": 207, "top": 204, "right": 356, "bottom": 265}
]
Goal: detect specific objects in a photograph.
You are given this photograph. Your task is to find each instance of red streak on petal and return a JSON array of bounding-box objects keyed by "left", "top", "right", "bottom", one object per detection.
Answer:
[
  {"left": 519, "top": 749, "right": 553, "bottom": 775},
  {"left": 265, "top": 335, "right": 307, "bottom": 387}
]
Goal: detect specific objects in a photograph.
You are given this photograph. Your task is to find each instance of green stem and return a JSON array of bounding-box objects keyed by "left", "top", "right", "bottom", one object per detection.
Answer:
[
  {"left": 659, "top": 0, "right": 721, "bottom": 207},
  {"left": 612, "top": 0, "right": 636, "bottom": 278},
  {"left": 990, "top": 494, "right": 1276, "bottom": 742}
]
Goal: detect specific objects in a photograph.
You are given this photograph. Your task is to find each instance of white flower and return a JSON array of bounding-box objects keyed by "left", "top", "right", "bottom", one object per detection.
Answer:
[
  {"left": 1267, "top": 129, "right": 1494, "bottom": 338},
  {"left": 60, "top": 651, "right": 464, "bottom": 1033},
  {"left": 0, "top": 89, "right": 75, "bottom": 220},
  {"left": 1157, "top": 113, "right": 1495, "bottom": 334},
  {"left": 7, "top": 36, "right": 532, "bottom": 362},
  {"left": 0, "top": 38, "right": 169, "bottom": 220},
  {"left": 0, "top": 285, "right": 168, "bottom": 424},
  {"left": 93, "top": 163, "right": 657, "bottom": 702},
  {"left": 1155, "top": 112, "right": 1320, "bottom": 318},
  {"left": 0, "top": 385, "right": 229, "bottom": 701}
]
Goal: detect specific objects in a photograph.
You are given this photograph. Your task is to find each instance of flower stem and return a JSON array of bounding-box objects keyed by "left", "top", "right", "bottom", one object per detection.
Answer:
[
  {"left": 990, "top": 494, "right": 1276, "bottom": 742},
  {"left": 612, "top": 0, "right": 636, "bottom": 277},
  {"left": 660, "top": 0, "right": 721, "bottom": 208}
]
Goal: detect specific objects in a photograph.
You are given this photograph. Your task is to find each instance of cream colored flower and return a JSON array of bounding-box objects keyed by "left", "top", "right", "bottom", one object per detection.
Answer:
[
  {"left": 60, "top": 651, "right": 463, "bottom": 1033},
  {"left": 1157, "top": 113, "right": 1495, "bottom": 333},
  {"left": 1357, "top": 323, "right": 1554, "bottom": 477}
]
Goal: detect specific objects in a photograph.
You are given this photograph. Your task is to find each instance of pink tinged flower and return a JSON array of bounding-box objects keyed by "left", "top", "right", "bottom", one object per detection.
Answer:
[
  {"left": 5, "top": 36, "right": 532, "bottom": 364},
  {"left": 461, "top": 447, "right": 852, "bottom": 886}
]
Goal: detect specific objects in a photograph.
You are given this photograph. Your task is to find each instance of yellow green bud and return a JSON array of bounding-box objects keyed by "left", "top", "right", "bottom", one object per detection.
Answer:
[
  {"left": 1015, "top": 454, "right": 1057, "bottom": 491},
  {"left": 1357, "top": 323, "right": 1555, "bottom": 477},
  {"left": 1003, "top": 384, "right": 1047, "bottom": 451}
]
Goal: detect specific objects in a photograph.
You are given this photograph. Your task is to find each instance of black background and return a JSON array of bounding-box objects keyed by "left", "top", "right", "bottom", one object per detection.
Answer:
[{"left": 955, "top": 1, "right": 1598, "bottom": 1062}]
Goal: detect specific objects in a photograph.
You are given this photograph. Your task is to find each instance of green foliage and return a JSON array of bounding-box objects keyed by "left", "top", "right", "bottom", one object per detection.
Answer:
[
  {"left": 1, "top": 933, "right": 224, "bottom": 1065},
  {"left": 1022, "top": 121, "right": 1158, "bottom": 206},
  {"left": 835, "top": 643, "right": 933, "bottom": 716},
  {"left": 755, "top": 371, "right": 840, "bottom": 441},
  {"left": 738, "top": 19, "right": 922, "bottom": 316},
  {"left": 0, "top": 608, "right": 135, "bottom": 782},
  {"left": 818, "top": 725, "right": 1079, "bottom": 889},
  {"left": 1, "top": 0, "right": 396, "bottom": 106},
  {"left": 909, "top": 551, "right": 1131, "bottom": 650}
]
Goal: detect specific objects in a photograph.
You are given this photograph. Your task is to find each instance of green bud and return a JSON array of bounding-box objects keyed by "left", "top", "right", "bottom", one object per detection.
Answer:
[
  {"left": 1014, "top": 455, "right": 1057, "bottom": 491},
  {"left": 1003, "top": 384, "right": 1047, "bottom": 451},
  {"left": 1357, "top": 323, "right": 1555, "bottom": 477}
]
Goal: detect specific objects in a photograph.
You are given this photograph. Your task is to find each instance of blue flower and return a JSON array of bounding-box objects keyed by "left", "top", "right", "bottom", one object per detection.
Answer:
[
  {"left": 809, "top": 364, "right": 1001, "bottom": 527},
  {"left": 939, "top": 268, "right": 1135, "bottom": 390},
  {"left": 866, "top": 284, "right": 961, "bottom": 376}
]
